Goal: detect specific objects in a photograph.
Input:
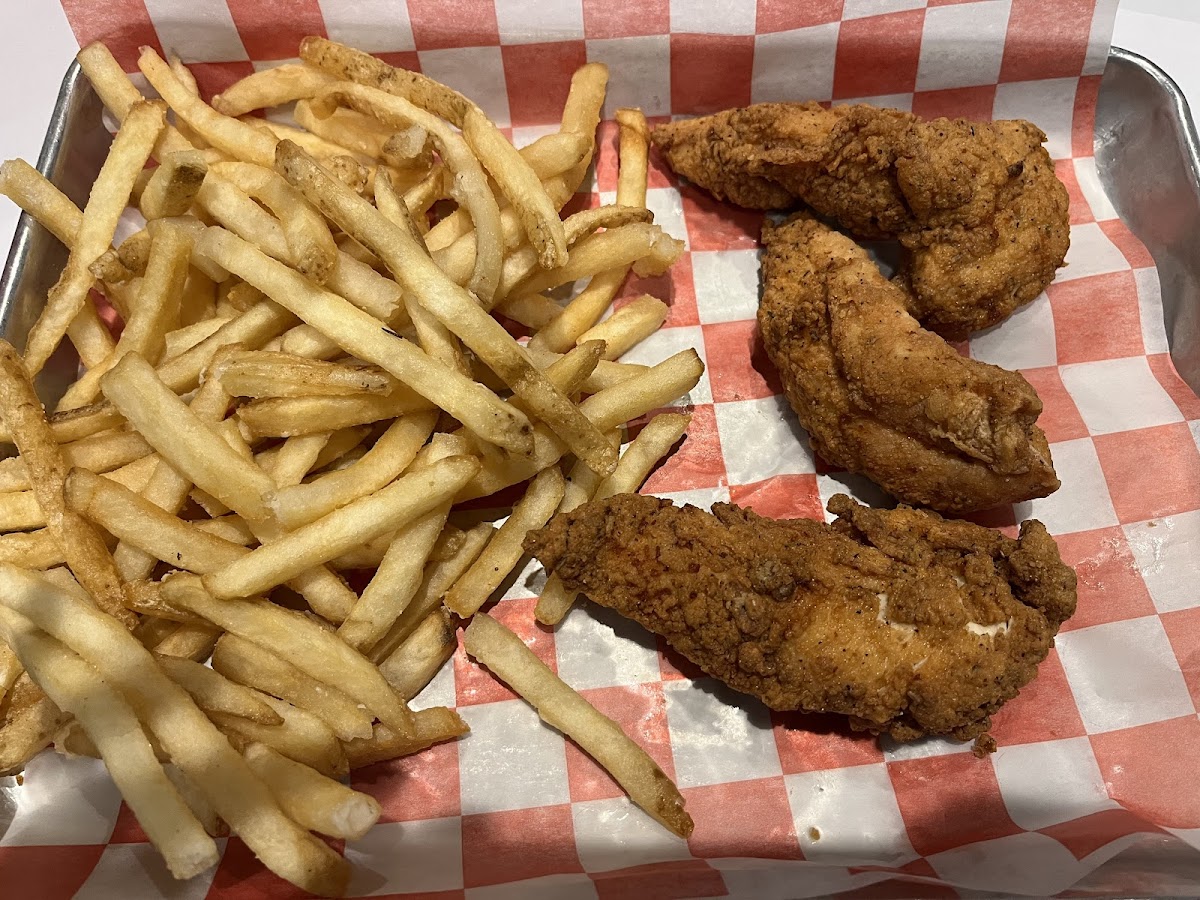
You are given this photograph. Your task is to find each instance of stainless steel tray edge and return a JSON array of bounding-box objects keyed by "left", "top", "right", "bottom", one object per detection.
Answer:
[{"left": 1097, "top": 47, "right": 1200, "bottom": 394}]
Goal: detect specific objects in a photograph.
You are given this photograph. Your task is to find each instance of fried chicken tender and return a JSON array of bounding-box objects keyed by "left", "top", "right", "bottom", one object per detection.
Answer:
[
  {"left": 652, "top": 103, "right": 1070, "bottom": 337},
  {"left": 759, "top": 214, "right": 1059, "bottom": 513},
  {"left": 525, "top": 492, "right": 1076, "bottom": 745}
]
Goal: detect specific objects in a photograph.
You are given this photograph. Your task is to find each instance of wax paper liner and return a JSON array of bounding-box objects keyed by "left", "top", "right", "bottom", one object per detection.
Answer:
[{"left": 3, "top": 1, "right": 1200, "bottom": 898}]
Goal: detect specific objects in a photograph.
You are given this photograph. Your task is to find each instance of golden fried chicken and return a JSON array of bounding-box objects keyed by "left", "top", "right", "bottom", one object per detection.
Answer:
[
  {"left": 652, "top": 103, "right": 1070, "bottom": 337},
  {"left": 759, "top": 214, "right": 1059, "bottom": 513},
  {"left": 526, "top": 492, "right": 1076, "bottom": 745}
]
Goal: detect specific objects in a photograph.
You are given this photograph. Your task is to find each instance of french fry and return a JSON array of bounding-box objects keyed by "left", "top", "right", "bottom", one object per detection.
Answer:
[
  {"left": 0, "top": 400, "right": 123, "bottom": 445},
  {"left": 256, "top": 119, "right": 356, "bottom": 163},
  {"left": 276, "top": 142, "right": 617, "bottom": 476},
  {"left": 495, "top": 293, "right": 563, "bottom": 331},
  {"left": 0, "top": 530, "right": 64, "bottom": 569},
  {"left": 155, "top": 653, "right": 284, "bottom": 725},
  {"left": 464, "top": 613, "right": 692, "bottom": 837},
  {"left": 162, "top": 573, "right": 414, "bottom": 735},
  {"left": 559, "top": 62, "right": 609, "bottom": 192},
  {"left": 262, "top": 433, "right": 330, "bottom": 488},
  {"left": 196, "top": 226, "right": 533, "bottom": 456},
  {"left": 511, "top": 223, "right": 683, "bottom": 299},
  {"left": 244, "top": 742, "right": 381, "bottom": 840},
  {"left": 217, "top": 351, "right": 393, "bottom": 398},
  {"left": 140, "top": 150, "right": 209, "bottom": 220},
  {"left": 463, "top": 107, "right": 567, "bottom": 269},
  {"left": 150, "top": 623, "right": 222, "bottom": 662},
  {"left": 0, "top": 342, "right": 136, "bottom": 627},
  {"left": 0, "top": 565, "right": 349, "bottom": 895},
  {"left": 381, "top": 124, "right": 433, "bottom": 170},
  {"left": 212, "top": 633, "right": 373, "bottom": 741},
  {"left": 213, "top": 64, "right": 336, "bottom": 117},
  {"left": 0, "top": 430, "right": 152, "bottom": 492},
  {"left": 300, "top": 36, "right": 474, "bottom": 126},
  {"left": 294, "top": 99, "right": 396, "bottom": 160},
  {"left": 139, "top": 47, "right": 278, "bottom": 168},
  {"left": 22, "top": 100, "right": 165, "bottom": 375},
  {"left": 0, "top": 489, "right": 44, "bottom": 530},
  {"left": 205, "top": 455, "right": 478, "bottom": 598},
  {"left": 341, "top": 708, "right": 468, "bottom": 770},
  {"left": 0, "top": 605, "right": 219, "bottom": 878},
  {"left": 536, "top": 413, "right": 691, "bottom": 624},
  {"left": 311, "top": 83, "right": 502, "bottom": 303},
  {"left": 378, "top": 608, "right": 457, "bottom": 700},
  {"left": 578, "top": 295, "right": 670, "bottom": 360},
  {"left": 212, "top": 692, "right": 348, "bottom": 779},
  {"left": 338, "top": 506, "right": 447, "bottom": 653},
  {"left": 237, "top": 392, "right": 430, "bottom": 438},
  {"left": 445, "top": 466, "right": 566, "bottom": 617},
  {"left": 615, "top": 108, "right": 651, "bottom": 208}
]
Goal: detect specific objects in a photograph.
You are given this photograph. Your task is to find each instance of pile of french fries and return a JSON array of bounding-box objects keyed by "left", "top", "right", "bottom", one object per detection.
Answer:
[{"left": 0, "top": 37, "right": 703, "bottom": 895}]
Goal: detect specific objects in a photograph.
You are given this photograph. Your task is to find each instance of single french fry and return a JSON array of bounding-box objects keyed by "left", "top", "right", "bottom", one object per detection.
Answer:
[
  {"left": 276, "top": 142, "right": 616, "bottom": 476},
  {"left": 496, "top": 293, "right": 563, "bottom": 331},
  {"left": 615, "top": 107, "right": 650, "bottom": 208},
  {"left": 237, "top": 392, "right": 430, "bottom": 438},
  {"left": 139, "top": 47, "right": 278, "bottom": 168},
  {"left": 212, "top": 633, "right": 372, "bottom": 741},
  {"left": 0, "top": 565, "right": 349, "bottom": 896},
  {"left": 196, "top": 226, "right": 533, "bottom": 456},
  {"left": 212, "top": 692, "right": 348, "bottom": 779},
  {"left": 0, "top": 342, "right": 136, "bottom": 626},
  {"left": 151, "top": 623, "right": 222, "bottom": 662},
  {"left": 0, "top": 489, "right": 44, "bottom": 531},
  {"left": 294, "top": 99, "right": 396, "bottom": 160},
  {"left": 560, "top": 62, "right": 609, "bottom": 192},
  {"left": 512, "top": 224, "right": 683, "bottom": 299},
  {"left": 213, "top": 64, "right": 336, "bottom": 117},
  {"left": 256, "top": 119, "right": 356, "bottom": 162},
  {"left": 263, "top": 433, "right": 330, "bottom": 488},
  {"left": 0, "top": 605, "right": 219, "bottom": 878},
  {"left": 0, "top": 530, "right": 64, "bottom": 569},
  {"left": 163, "top": 574, "right": 414, "bottom": 735},
  {"left": 378, "top": 608, "right": 457, "bottom": 700},
  {"left": 300, "top": 36, "right": 474, "bottom": 126},
  {"left": 445, "top": 466, "right": 566, "bottom": 617},
  {"left": 578, "top": 295, "right": 669, "bottom": 361},
  {"left": 23, "top": 100, "right": 165, "bottom": 375},
  {"left": 338, "top": 506, "right": 447, "bottom": 653},
  {"left": 0, "top": 430, "right": 152, "bottom": 492},
  {"left": 244, "top": 742, "right": 381, "bottom": 840},
  {"left": 341, "top": 707, "right": 468, "bottom": 770},
  {"left": 381, "top": 124, "right": 432, "bottom": 170},
  {"left": 465, "top": 613, "right": 692, "bottom": 837},
  {"left": 155, "top": 653, "right": 284, "bottom": 726}
]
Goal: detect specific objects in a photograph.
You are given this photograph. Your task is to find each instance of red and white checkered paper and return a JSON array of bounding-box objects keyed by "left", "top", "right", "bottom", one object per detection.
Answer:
[{"left": 3, "top": 0, "right": 1199, "bottom": 897}]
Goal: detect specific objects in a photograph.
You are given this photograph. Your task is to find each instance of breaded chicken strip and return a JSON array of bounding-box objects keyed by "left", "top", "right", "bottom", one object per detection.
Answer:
[
  {"left": 759, "top": 214, "right": 1059, "bottom": 513},
  {"left": 652, "top": 104, "right": 1069, "bottom": 337},
  {"left": 525, "top": 492, "right": 1076, "bottom": 745}
]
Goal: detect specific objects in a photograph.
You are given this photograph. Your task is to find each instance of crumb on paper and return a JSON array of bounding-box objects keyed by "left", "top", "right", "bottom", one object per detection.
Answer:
[
  {"left": 973, "top": 734, "right": 997, "bottom": 757},
  {"left": 15, "top": 774, "right": 23, "bottom": 786},
  {"left": 808, "top": 826, "right": 821, "bottom": 841}
]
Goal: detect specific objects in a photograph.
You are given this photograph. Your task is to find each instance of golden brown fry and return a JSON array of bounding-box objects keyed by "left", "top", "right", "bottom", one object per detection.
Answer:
[
  {"left": 213, "top": 64, "right": 336, "bottom": 117},
  {"left": 529, "top": 267, "right": 627, "bottom": 353},
  {"left": 616, "top": 107, "right": 650, "bottom": 208},
  {"left": 300, "top": 36, "right": 474, "bottom": 126},
  {"left": 294, "top": 99, "right": 396, "bottom": 159},
  {"left": 139, "top": 48, "right": 277, "bottom": 168},
  {"left": 244, "top": 742, "right": 381, "bottom": 840},
  {"left": 212, "top": 633, "right": 372, "bottom": 741},
  {"left": 560, "top": 62, "right": 609, "bottom": 192},
  {"left": 512, "top": 224, "right": 683, "bottom": 299},
  {"left": 578, "top": 294, "right": 670, "bottom": 361},
  {"left": 341, "top": 708, "right": 468, "bottom": 770},
  {"left": 0, "top": 530, "right": 64, "bottom": 569},
  {"left": 212, "top": 693, "right": 348, "bottom": 779},
  {"left": 465, "top": 613, "right": 692, "bottom": 837},
  {"left": 155, "top": 653, "right": 284, "bottom": 725}
]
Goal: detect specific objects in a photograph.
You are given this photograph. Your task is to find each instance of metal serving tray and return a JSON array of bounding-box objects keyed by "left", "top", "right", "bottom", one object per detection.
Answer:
[{"left": 2, "top": 46, "right": 1199, "bottom": 898}]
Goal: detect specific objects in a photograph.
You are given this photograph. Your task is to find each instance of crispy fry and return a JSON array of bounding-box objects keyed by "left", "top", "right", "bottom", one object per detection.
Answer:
[
  {"left": 616, "top": 107, "right": 650, "bottom": 208},
  {"left": 578, "top": 295, "right": 670, "bottom": 360},
  {"left": 294, "top": 99, "right": 396, "bottom": 159},
  {"left": 378, "top": 608, "right": 457, "bottom": 700},
  {"left": 465, "top": 613, "right": 692, "bottom": 837},
  {"left": 528, "top": 267, "right": 627, "bottom": 353},
  {"left": 236, "top": 391, "right": 430, "bottom": 438},
  {"left": 0, "top": 530, "right": 64, "bottom": 569},
  {"left": 560, "top": 62, "right": 609, "bottom": 192},
  {"left": 212, "top": 692, "right": 348, "bottom": 779},
  {"left": 244, "top": 742, "right": 381, "bottom": 840},
  {"left": 341, "top": 708, "right": 468, "bottom": 769},
  {"left": 155, "top": 653, "right": 284, "bottom": 725},
  {"left": 512, "top": 224, "right": 683, "bottom": 298},
  {"left": 213, "top": 64, "right": 336, "bottom": 117}
]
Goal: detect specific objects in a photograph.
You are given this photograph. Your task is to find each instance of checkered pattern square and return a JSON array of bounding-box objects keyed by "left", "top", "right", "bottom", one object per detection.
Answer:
[{"left": 28, "top": 1, "right": 1200, "bottom": 897}]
